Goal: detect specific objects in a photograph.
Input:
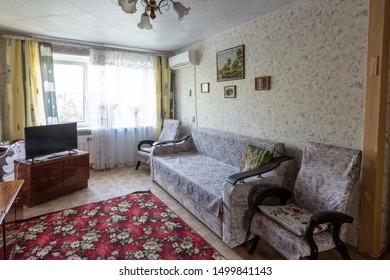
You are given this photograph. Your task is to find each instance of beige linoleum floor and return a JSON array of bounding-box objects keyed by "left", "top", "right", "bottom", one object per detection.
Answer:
[{"left": 23, "top": 164, "right": 390, "bottom": 260}]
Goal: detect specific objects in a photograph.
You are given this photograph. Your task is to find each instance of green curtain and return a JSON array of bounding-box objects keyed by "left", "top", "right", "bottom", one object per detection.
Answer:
[
  {"left": 38, "top": 42, "right": 59, "bottom": 124},
  {"left": 155, "top": 56, "right": 172, "bottom": 137},
  {"left": 4, "top": 39, "right": 58, "bottom": 140}
]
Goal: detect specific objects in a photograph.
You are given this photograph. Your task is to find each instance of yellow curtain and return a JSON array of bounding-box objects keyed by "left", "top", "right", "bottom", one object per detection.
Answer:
[
  {"left": 5, "top": 40, "right": 24, "bottom": 140},
  {"left": 5, "top": 39, "right": 46, "bottom": 140},
  {"left": 24, "top": 41, "right": 46, "bottom": 128},
  {"left": 155, "top": 56, "right": 172, "bottom": 137}
]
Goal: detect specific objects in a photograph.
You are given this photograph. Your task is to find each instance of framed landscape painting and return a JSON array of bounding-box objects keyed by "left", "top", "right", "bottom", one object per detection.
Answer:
[{"left": 216, "top": 45, "right": 245, "bottom": 82}]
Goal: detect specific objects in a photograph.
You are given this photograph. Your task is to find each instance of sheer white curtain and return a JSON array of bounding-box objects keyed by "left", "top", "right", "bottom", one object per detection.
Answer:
[{"left": 88, "top": 49, "right": 157, "bottom": 170}]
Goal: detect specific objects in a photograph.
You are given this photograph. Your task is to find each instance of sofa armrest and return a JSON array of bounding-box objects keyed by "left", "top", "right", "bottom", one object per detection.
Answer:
[
  {"left": 151, "top": 135, "right": 195, "bottom": 156},
  {"left": 226, "top": 155, "right": 293, "bottom": 185}
]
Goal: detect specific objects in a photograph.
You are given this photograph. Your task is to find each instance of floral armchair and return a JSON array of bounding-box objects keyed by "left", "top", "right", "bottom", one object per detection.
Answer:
[{"left": 249, "top": 141, "right": 362, "bottom": 259}]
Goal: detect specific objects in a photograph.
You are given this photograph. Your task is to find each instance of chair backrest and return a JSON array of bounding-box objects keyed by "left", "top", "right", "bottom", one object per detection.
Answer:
[
  {"left": 157, "top": 119, "right": 181, "bottom": 142},
  {"left": 293, "top": 141, "right": 362, "bottom": 214}
]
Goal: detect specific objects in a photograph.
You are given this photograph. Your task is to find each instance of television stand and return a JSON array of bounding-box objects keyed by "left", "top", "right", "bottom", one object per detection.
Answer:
[{"left": 15, "top": 150, "right": 89, "bottom": 207}]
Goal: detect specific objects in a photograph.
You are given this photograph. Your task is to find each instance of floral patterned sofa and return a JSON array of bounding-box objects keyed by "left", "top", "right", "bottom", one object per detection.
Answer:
[{"left": 151, "top": 127, "right": 297, "bottom": 248}]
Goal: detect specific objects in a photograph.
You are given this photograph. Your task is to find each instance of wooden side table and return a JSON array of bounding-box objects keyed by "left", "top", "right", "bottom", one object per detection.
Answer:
[{"left": 0, "top": 179, "right": 24, "bottom": 260}]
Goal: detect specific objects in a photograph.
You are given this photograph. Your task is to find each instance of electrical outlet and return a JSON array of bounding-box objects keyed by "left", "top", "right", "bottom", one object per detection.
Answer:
[{"left": 192, "top": 116, "right": 195, "bottom": 122}]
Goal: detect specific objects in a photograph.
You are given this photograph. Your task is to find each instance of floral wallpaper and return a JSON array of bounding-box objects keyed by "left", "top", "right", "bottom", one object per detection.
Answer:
[{"left": 174, "top": 0, "right": 369, "bottom": 247}]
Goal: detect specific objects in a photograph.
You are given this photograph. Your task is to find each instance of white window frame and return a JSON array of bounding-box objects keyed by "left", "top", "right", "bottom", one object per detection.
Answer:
[{"left": 53, "top": 53, "right": 89, "bottom": 127}]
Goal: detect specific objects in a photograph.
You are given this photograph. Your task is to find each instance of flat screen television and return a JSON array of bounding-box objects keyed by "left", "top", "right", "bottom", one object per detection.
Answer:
[{"left": 24, "top": 122, "right": 78, "bottom": 160}]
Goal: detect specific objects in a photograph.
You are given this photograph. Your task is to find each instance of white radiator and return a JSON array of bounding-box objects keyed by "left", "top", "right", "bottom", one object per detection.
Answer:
[{"left": 77, "top": 135, "right": 94, "bottom": 165}]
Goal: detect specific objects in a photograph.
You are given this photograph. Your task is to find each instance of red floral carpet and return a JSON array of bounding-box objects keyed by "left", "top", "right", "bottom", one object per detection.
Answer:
[{"left": 13, "top": 192, "right": 225, "bottom": 260}]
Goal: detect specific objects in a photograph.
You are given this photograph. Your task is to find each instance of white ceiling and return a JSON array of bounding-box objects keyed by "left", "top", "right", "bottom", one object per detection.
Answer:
[{"left": 0, "top": 0, "right": 299, "bottom": 54}]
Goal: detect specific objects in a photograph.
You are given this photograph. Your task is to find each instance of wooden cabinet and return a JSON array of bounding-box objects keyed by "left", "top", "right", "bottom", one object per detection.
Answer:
[
  {"left": 0, "top": 180, "right": 24, "bottom": 260},
  {"left": 15, "top": 151, "right": 89, "bottom": 207}
]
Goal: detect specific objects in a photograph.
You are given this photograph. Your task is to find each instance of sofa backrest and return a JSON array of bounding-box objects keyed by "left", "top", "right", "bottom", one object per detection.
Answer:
[{"left": 191, "top": 127, "right": 284, "bottom": 168}]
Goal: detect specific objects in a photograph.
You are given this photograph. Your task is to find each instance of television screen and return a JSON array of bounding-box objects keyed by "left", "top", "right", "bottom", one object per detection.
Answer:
[{"left": 24, "top": 122, "right": 78, "bottom": 160}]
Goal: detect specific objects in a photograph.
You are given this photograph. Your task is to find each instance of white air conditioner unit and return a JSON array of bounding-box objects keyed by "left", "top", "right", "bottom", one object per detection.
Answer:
[{"left": 168, "top": 50, "right": 198, "bottom": 70}]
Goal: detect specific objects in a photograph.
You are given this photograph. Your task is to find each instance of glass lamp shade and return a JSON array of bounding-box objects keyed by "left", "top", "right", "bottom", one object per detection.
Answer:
[
  {"left": 138, "top": 12, "right": 153, "bottom": 30},
  {"left": 173, "top": 2, "right": 191, "bottom": 20},
  {"left": 118, "top": 0, "right": 138, "bottom": 14}
]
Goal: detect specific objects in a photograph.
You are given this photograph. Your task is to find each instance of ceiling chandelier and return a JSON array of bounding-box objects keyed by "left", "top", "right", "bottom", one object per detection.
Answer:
[{"left": 118, "top": 0, "right": 191, "bottom": 30}]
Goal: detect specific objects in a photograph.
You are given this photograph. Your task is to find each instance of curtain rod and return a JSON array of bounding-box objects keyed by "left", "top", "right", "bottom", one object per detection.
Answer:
[{"left": 1, "top": 33, "right": 172, "bottom": 57}]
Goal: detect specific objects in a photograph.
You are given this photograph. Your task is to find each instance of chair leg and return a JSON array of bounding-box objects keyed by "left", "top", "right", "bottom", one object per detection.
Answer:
[
  {"left": 331, "top": 226, "right": 352, "bottom": 260},
  {"left": 334, "top": 238, "right": 351, "bottom": 260},
  {"left": 249, "top": 235, "right": 260, "bottom": 255},
  {"left": 306, "top": 252, "right": 318, "bottom": 260},
  {"left": 305, "top": 237, "right": 319, "bottom": 260},
  {"left": 135, "top": 161, "right": 141, "bottom": 170},
  {"left": 335, "top": 243, "right": 351, "bottom": 260}
]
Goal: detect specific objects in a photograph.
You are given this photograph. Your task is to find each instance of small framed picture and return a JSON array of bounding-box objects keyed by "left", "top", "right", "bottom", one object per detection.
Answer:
[
  {"left": 201, "top": 82, "right": 209, "bottom": 93},
  {"left": 224, "top": 85, "right": 236, "bottom": 98},
  {"left": 255, "top": 76, "right": 271, "bottom": 90}
]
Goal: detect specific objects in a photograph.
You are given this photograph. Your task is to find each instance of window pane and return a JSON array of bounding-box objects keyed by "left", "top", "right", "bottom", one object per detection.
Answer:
[{"left": 54, "top": 63, "right": 84, "bottom": 123}]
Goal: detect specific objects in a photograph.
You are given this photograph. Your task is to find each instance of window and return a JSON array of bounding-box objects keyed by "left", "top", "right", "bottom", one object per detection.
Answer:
[
  {"left": 53, "top": 54, "right": 88, "bottom": 125},
  {"left": 53, "top": 51, "right": 156, "bottom": 130}
]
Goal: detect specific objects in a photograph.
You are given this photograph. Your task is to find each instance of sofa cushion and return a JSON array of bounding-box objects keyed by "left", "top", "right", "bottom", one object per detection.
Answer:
[
  {"left": 259, "top": 204, "right": 329, "bottom": 237},
  {"left": 240, "top": 145, "right": 272, "bottom": 172},
  {"left": 152, "top": 152, "right": 238, "bottom": 217}
]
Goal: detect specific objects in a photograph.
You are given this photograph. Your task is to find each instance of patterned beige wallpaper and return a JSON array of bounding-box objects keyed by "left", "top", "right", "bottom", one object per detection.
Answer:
[
  {"left": 174, "top": 0, "right": 369, "bottom": 247},
  {"left": 176, "top": 0, "right": 367, "bottom": 154}
]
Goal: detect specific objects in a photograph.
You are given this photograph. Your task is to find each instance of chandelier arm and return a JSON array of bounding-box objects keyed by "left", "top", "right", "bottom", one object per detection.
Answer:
[{"left": 158, "top": 0, "right": 171, "bottom": 13}]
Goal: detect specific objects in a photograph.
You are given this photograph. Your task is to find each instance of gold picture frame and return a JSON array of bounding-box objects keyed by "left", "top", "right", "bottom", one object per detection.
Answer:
[{"left": 217, "top": 45, "right": 245, "bottom": 82}]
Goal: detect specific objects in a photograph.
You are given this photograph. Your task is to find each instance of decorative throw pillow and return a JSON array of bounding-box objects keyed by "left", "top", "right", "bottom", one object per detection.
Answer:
[
  {"left": 240, "top": 145, "right": 272, "bottom": 172},
  {"left": 259, "top": 204, "right": 329, "bottom": 237}
]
